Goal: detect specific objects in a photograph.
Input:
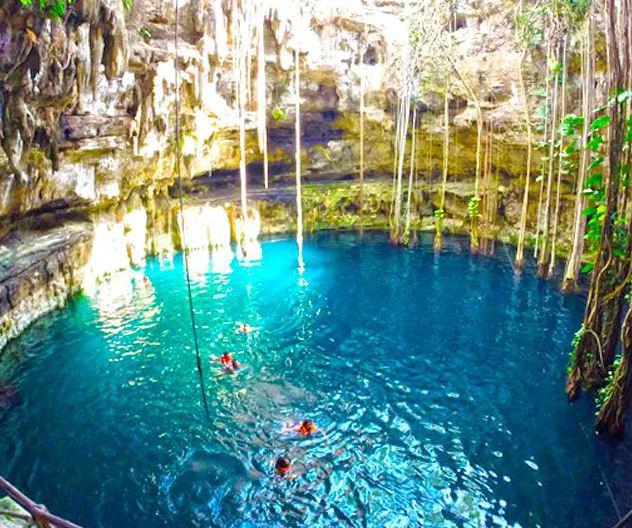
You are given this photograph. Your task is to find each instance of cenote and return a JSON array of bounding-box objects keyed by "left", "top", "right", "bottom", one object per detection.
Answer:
[{"left": 0, "top": 232, "right": 630, "bottom": 527}]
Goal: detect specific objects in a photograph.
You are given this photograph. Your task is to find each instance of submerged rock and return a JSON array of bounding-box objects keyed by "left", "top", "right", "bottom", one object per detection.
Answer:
[
  {"left": 165, "top": 450, "right": 250, "bottom": 526},
  {"left": 0, "top": 385, "right": 22, "bottom": 409}
]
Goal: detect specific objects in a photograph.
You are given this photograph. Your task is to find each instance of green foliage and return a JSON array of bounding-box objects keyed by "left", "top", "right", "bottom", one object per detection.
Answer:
[
  {"left": 560, "top": 114, "right": 584, "bottom": 137},
  {"left": 402, "top": 229, "right": 410, "bottom": 246},
  {"left": 596, "top": 356, "right": 621, "bottom": 414},
  {"left": 123, "top": 0, "right": 133, "bottom": 11},
  {"left": 579, "top": 93, "right": 632, "bottom": 273},
  {"left": 590, "top": 115, "right": 611, "bottom": 131},
  {"left": 17, "top": 0, "right": 73, "bottom": 19},
  {"left": 467, "top": 196, "right": 480, "bottom": 220},
  {"left": 271, "top": 108, "right": 287, "bottom": 121},
  {"left": 568, "top": 324, "right": 585, "bottom": 375},
  {"left": 580, "top": 112, "right": 609, "bottom": 263},
  {"left": 139, "top": 26, "right": 152, "bottom": 41},
  {"left": 549, "top": 58, "right": 563, "bottom": 74},
  {"left": 434, "top": 208, "right": 445, "bottom": 220}
]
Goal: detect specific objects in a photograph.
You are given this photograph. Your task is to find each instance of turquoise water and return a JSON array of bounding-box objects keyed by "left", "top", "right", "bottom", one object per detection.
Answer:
[{"left": 0, "top": 232, "right": 630, "bottom": 527}]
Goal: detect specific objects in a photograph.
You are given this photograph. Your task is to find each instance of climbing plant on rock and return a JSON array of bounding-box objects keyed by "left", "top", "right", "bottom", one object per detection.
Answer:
[{"left": 18, "top": 0, "right": 71, "bottom": 18}]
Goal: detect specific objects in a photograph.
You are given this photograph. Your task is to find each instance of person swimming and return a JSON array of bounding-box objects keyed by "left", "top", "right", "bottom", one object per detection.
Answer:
[
  {"left": 281, "top": 419, "right": 319, "bottom": 437},
  {"left": 297, "top": 419, "right": 316, "bottom": 436},
  {"left": 219, "top": 352, "right": 232, "bottom": 366},
  {"left": 275, "top": 456, "right": 292, "bottom": 477},
  {"left": 235, "top": 322, "right": 257, "bottom": 335},
  {"left": 224, "top": 358, "right": 241, "bottom": 375}
]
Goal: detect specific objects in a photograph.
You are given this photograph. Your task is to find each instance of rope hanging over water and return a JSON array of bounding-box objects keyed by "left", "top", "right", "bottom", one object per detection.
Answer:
[{"left": 174, "top": 0, "right": 210, "bottom": 421}]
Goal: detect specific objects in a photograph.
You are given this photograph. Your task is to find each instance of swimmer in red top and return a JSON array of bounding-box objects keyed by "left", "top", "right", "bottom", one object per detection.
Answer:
[
  {"left": 275, "top": 456, "right": 292, "bottom": 477},
  {"left": 219, "top": 352, "right": 232, "bottom": 366}
]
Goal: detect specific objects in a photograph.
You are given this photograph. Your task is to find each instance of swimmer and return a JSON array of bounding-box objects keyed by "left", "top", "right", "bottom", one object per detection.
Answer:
[
  {"left": 235, "top": 322, "right": 258, "bottom": 335},
  {"left": 219, "top": 352, "right": 233, "bottom": 366},
  {"left": 210, "top": 352, "right": 233, "bottom": 366},
  {"left": 224, "top": 358, "right": 241, "bottom": 375},
  {"left": 143, "top": 276, "right": 151, "bottom": 285},
  {"left": 275, "top": 456, "right": 292, "bottom": 477},
  {"left": 281, "top": 419, "right": 321, "bottom": 437}
]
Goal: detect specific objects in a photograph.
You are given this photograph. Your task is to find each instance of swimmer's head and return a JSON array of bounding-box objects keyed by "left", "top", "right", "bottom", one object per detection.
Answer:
[
  {"left": 300, "top": 419, "right": 315, "bottom": 435},
  {"left": 275, "top": 456, "right": 291, "bottom": 476}
]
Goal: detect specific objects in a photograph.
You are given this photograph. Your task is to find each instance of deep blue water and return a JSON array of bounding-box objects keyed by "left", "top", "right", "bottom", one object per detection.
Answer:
[{"left": 1, "top": 232, "right": 631, "bottom": 528}]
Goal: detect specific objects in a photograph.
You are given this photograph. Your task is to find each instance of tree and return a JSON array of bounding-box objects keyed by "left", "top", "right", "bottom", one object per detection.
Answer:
[{"left": 566, "top": 0, "right": 632, "bottom": 409}]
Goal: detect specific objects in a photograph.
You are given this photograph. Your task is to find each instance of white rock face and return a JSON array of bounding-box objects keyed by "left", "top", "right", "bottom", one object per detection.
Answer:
[{"left": 178, "top": 204, "right": 233, "bottom": 251}]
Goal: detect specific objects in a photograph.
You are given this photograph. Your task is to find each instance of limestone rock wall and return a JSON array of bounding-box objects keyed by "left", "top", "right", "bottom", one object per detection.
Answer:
[
  {"left": 0, "top": 0, "right": 541, "bottom": 228},
  {"left": 0, "top": 223, "right": 92, "bottom": 350}
]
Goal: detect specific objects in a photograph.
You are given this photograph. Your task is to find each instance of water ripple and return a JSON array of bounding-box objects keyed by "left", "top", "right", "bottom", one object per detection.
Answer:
[{"left": 0, "top": 233, "right": 624, "bottom": 528}]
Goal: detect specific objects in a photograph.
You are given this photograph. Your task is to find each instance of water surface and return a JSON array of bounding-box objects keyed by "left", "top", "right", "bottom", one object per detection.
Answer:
[{"left": 1, "top": 232, "right": 630, "bottom": 527}]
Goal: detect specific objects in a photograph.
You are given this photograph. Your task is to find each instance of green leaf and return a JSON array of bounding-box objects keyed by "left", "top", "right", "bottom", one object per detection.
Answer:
[
  {"left": 590, "top": 115, "right": 611, "bottom": 131},
  {"left": 271, "top": 107, "right": 287, "bottom": 121},
  {"left": 581, "top": 262, "right": 595, "bottom": 274},
  {"left": 587, "top": 136, "right": 603, "bottom": 152},
  {"left": 50, "top": 0, "right": 65, "bottom": 17},
  {"left": 587, "top": 158, "right": 604, "bottom": 172}
]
